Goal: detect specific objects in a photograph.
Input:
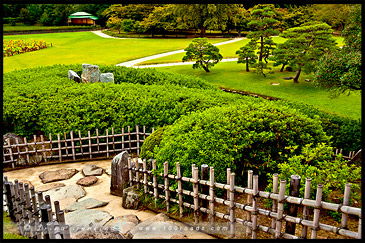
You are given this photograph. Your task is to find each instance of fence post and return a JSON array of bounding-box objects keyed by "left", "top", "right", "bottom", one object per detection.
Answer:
[
  {"left": 200, "top": 164, "right": 209, "bottom": 220},
  {"left": 209, "top": 167, "right": 215, "bottom": 227},
  {"left": 7, "top": 138, "right": 14, "bottom": 168},
  {"left": 112, "top": 127, "right": 115, "bottom": 152},
  {"left": 301, "top": 177, "right": 312, "bottom": 239},
  {"left": 40, "top": 204, "right": 50, "bottom": 239},
  {"left": 127, "top": 157, "right": 133, "bottom": 187},
  {"left": 136, "top": 125, "right": 140, "bottom": 156},
  {"left": 164, "top": 162, "right": 170, "bottom": 212},
  {"left": 70, "top": 131, "right": 75, "bottom": 161},
  {"left": 49, "top": 133, "right": 53, "bottom": 160},
  {"left": 251, "top": 175, "right": 258, "bottom": 239},
  {"left": 285, "top": 175, "right": 301, "bottom": 235},
  {"left": 96, "top": 129, "right": 100, "bottom": 154},
  {"left": 152, "top": 160, "right": 158, "bottom": 207},
  {"left": 24, "top": 137, "right": 30, "bottom": 165},
  {"left": 57, "top": 134, "right": 62, "bottom": 162},
  {"left": 128, "top": 126, "right": 131, "bottom": 152},
  {"left": 310, "top": 184, "right": 323, "bottom": 239},
  {"left": 340, "top": 183, "right": 351, "bottom": 238},
  {"left": 176, "top": 162, "right": 183, "bottom": 218},
  {"left": 143, "top": 159, "right": 147, "bottom": 194},
  {"left": 226, "top": 168, "right": 231, "bottom": 201},
  {"left": 77, "top": 130, "right": 83, "bottom": 157},
  {"left": 106, "top": 129, "right": 109, "bottom": 158},
  {"left": 135, "top": 159, "right": 140, "bottom": 188},
  {"left": 15, "top": 137, "right": 21, "bottom": 164},
  {"left": 5, "top": 182, "right": 15, "bottom": 221},
  {"left": 246, "top": 170, "right": 253, "bottom": 237},
  {"left": 275, "top": 179, "right": 286, "bottom": 239},
  {"left": 122, "top": 127, "right": 125, "bottom": 151},
  {"left": 229, "top": 172, "right": 236, "bottom": 238},
  {"left": 88, "top": 131, "right": 92, "bottom": 159},
  {"left": 193, "top": 165, "right": 199, "bottom": 224},
  {"left": 40, "top": 135, "right": 47, "bottom": 163},
  {"left": 63, "top": 133, "right": 69, "bottom": 158},
  {"left": 271, "top": 173, "right": 279, "bottom": 237}
]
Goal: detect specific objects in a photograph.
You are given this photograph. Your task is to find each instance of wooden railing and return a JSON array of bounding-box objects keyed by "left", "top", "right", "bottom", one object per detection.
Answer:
[
  {"left": 127, "top": 159, "right": 362, "bottom": 239},
  {"left": 3, "top": 125, "right": 154, "bottom": 168}
]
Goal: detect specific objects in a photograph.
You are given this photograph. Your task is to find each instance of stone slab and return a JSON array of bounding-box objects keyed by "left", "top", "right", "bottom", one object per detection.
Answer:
[
  {"left": 66, "top": 198, "right": 108, "bottom": 212},
  {"left": 39, "top": 168, "right": 78, "bottom": 183}
]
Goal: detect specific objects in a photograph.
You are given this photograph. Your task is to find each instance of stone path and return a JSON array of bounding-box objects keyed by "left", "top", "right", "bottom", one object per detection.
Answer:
[
  {"left": 3, "top": 159, "right": 215, "bottom": 239},
  {"left": 91, "top": 30, "right": 125, "bottom": 39}
]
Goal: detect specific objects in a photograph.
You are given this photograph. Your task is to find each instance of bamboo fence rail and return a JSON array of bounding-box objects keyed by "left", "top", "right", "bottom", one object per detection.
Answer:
[
  {"left": 3, "top": 176, "right": 71, "bottom": 239},
  {"left": 127, "top": 160, "right": 361, "bottom": 239},
  {"left": 3, "top": 125, "right": 154, "bottom": 168}
]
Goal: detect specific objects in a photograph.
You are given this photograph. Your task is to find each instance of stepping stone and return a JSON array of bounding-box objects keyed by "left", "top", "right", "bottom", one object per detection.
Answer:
[
  {"left": 39, "top": 168, "right": 78, "bottom": 183},
  {"left": 130, "top": 213, "right": 187, "bottom": 239},
  {"left": 104, "top": 215, "right": 140, "bottom": 235},
  {"left": 43, "top": 185, "right": 86, "bottom": 202},
  {"left": 66, "top": 198, "right": 108, "bottom": 212},
  {"left": 36, "top": 182, "right": 66, "bottom": 192},
  {"left": 72, "top": 230, "right": 127, "bottom": 239},
  {"left": 82, "top": 164, "right": 103, "bottom": 176},
  {"left": 65, "top": 209, "right": 113, "bottom": 235},
  {"left": 76, "top": 176, "right": 98, "bottom": 186}
]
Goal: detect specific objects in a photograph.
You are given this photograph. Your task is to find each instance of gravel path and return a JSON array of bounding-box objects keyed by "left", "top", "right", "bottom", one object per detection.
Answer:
[{"left": 91, "top": 30, "right": 126, "bottom": 39}]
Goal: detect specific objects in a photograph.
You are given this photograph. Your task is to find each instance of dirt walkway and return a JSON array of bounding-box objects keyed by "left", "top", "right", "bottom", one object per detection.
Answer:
[{"left": 3, "top": 160, "right": 215, "bottom": 239}]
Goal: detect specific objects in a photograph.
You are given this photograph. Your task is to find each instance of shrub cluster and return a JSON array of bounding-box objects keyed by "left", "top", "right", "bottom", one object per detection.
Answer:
[
  {"left": 3, "top": 39, "right": 48, "bottom": 57},
  {"left": 3, "top": 64, "right": 250, "bottom": 138},
  {"left": 274, "top": 100, "right": 361, "bottom": 152},
  {"left": 146, "top": 104, "right": 330, "bottom": 184}
]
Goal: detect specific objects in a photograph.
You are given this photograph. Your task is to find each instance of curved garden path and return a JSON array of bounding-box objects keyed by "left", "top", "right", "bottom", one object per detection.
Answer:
[{"left": 91, "top": 30, "right": 244, "bottom": 67}]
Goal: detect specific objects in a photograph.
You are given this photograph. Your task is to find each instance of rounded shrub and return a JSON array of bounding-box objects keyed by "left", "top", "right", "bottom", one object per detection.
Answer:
[{"left": 147, "top": 103, "right": 331, "bottom": 185}]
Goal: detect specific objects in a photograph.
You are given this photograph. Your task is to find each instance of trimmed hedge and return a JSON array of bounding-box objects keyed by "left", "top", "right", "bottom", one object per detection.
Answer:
[
  {"left": 3, "top": 64, "right": 253, "bottom": 138},
  {"left": 147, "top": 104, "right": 331, "bottom": 184},
  {"left": 274, "top": 100, "right": 361, "bottom": 152}
]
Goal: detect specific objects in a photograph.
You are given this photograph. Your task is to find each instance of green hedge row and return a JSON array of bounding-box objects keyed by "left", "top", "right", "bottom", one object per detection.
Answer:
[
  {"left": 3, "top": 64, "right": 251, "bottom": 138},
  {"left": 142, "top": 104, "right": 331, "bottom": 184}
]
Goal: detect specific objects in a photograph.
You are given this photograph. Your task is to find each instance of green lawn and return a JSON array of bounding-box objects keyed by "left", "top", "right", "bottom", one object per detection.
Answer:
[
  {"left": 155, "top": 61, "right": 361, "bottom": 120},
  {"left": 138, "top": 36, "right": 344, "bottom": 65},
  {"left": 3, "top": 32, "right": 228, "bottom": 73}
]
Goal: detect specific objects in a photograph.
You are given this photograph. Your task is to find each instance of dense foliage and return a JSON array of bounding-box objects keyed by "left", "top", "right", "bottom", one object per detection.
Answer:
[
  {"left": 3, "top": 39, "right": 48, "bottom": 57},
  {"left": 145, "top": 104, "right": 330, "bottom": 184},
  {"left": 314, "top": 4, "right": 361, "bottom": 94},
  {"left": 3, "top": 64, "right": 248, "bottom": 138},
  {"left": 265, "top": 143, "right": 361, "bottom": 202},
  {"left": 274, "top": 100, "right": 361, "bottom": 152}
]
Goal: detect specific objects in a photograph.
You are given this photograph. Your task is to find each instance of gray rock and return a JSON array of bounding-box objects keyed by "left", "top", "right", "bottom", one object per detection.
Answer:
[
  {"left": 65, "top": 209, "right": 113, "bottom": 235},
  {"left": 130, "top": 214, "right": 187, "bottom": 239},
  {"left": 44, "top": 184, "right": 86, "bottom": 202},
  {"left": 77, "top": 176, "right": 98, "bottom": 186},
  {"left": 110, "top": 151, "right": 130, "bottom": 197},
  {"left": 105, "top": 167, "right": 111, "bottom": 176},
  {"left": 122, "top": 186, "right": 140, "bottom": 209},
  {"left": 81, "top": 63, "right": 100, "bottom": 83},
  {"left": 36, "top": 182, "right": 66, "bottom": 192},
  {"left": 68, "top": 70, "right": 81, "bottom": 83},
  {"left": 39, "top": 168, "right": 79, "bottom": 183},
  {"left": 72, "top": 230, "right": 127, "bottom": 239},
  {"left": 82, "top": 164, "right": 103, "bottom": 176},
  {"left": 66, "top": 198, "right": 108, "bottom": 212},
  {"left": 104, "top": 215, "right": 140, "bottom": 235},
  {"left": 100, "top": 73, "right": 114, "bottom": 83}
]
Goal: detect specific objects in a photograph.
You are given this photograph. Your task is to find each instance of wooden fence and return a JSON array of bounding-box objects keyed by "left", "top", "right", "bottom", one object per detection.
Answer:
[
  {"left": 2, "top": 176, "right": 71, "bottom": 239},
  {"left": 127, "top": 159, "right": 362, "bottom": 239},
  {"left": 3, "top": 125, "right": 154, "bottom": 168}
]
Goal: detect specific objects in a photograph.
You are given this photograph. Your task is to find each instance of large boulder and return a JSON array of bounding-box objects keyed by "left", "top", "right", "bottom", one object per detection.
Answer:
[
  {"left": 76, "top": 176, "right": 98, "bottom": 186},
  {"left": 65, "top": 209, "right": 113, "bottom": 235},
  {"left": 82, "top": 164, "right": 103, "bottom": 176},
  {"left": 122, "top": 186, "right": 140, "bottom": 209},
  {"left": 66, "top": 198, "right": 108, "bottom": 212},
  {"left": 100, "top": 73, "right": 114, "bottom": 83},
  {"left": 81, "top": 63, "right": 100, "bottom": 83},
  {"left": 68, "top": 70, "right": 81, "bottom": 83},
  {"left": 39, "top": 168, "right": 79, "bottom": 183}
]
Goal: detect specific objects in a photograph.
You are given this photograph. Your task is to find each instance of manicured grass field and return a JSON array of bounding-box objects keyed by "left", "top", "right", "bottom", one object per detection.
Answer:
[
  {"left": 3, "top": 32, "right": 228, "bottom": 73},
  {"left": 138, "top": 36, "right": 344, "bottom": 65},
  {"left": 156, "top": 61, "right": 361, "bottom": 120}
]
